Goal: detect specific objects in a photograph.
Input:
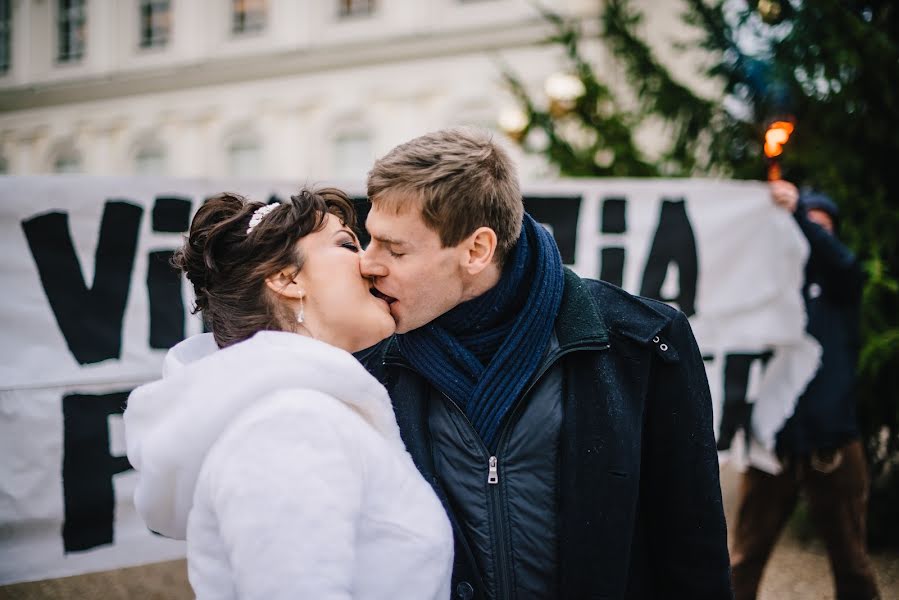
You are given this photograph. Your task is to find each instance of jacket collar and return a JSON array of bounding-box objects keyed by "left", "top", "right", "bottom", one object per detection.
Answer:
[
  {"left": 562, "top": 268, "right": 680, "bottom": 361},
  {"left": 554, "top": 268, "right": 609, "bottom": 349}
]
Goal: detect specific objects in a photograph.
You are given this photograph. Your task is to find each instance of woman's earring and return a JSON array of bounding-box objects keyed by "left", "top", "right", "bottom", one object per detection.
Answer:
[{"left": 297, "top": 297, "right": 305, "bottom": 324}]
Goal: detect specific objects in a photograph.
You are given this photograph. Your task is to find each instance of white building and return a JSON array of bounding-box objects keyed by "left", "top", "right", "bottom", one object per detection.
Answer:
[{"left": 0, "top": 0, "right": 710, "bottom": 181}]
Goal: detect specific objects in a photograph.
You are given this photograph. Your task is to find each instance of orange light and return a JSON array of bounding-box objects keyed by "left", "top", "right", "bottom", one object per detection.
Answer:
[{"left": 764, "top": 121, "right": 794, "bottom": 158}]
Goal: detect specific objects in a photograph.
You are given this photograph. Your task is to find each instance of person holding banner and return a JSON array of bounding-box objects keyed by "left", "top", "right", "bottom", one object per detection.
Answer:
[
  {"left": 729, "top": 181, "right": 880, "bottom": 599},
  {"left": 357, "top": 127, "right": 733, "bottom": 599},
  {"left": 124, "top": 188, "right": 453, "bottom": 599}
]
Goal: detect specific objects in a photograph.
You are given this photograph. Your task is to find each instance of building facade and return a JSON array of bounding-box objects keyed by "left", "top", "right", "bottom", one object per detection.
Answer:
[{"left": 0, "top": 0, "right": 706, "bottom": 181}]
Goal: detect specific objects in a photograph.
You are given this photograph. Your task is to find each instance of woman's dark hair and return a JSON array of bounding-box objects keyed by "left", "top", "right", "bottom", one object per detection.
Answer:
[{"left": 172, "top": 187, "right": 357, "bottom": 348}]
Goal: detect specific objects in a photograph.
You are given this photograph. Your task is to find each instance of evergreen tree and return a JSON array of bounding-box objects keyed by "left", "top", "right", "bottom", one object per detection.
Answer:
[{"left": 504, "top": 0, "right": 899, "bottom": 547}]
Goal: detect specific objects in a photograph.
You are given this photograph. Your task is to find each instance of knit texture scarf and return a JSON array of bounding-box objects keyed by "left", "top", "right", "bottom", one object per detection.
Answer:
[{"left": 396, "top": 213, "right": 565, "bottom": 451}]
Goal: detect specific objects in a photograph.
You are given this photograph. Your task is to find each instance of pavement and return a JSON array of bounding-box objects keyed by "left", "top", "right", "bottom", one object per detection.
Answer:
[{"left": 719, "top": 463, "right": 899, "bottom": 600}]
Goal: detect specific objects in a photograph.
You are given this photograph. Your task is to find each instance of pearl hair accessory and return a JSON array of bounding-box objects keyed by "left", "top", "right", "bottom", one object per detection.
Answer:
[{"left": 246, "top": 202, "right": 282, "bottom": 234}]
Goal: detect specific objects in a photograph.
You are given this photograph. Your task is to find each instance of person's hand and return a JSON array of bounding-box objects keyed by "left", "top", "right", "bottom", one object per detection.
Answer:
[{"left": 770, "top": 179, "right": 799, "bottom": 213}]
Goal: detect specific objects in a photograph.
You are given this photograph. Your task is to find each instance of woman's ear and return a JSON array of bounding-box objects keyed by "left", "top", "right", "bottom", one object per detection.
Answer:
[{"left": 265, "top": 268, "right": 304, "bottom": 300}]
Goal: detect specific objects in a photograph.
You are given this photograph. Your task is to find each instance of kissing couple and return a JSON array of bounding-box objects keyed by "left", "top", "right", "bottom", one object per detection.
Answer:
[{"left": 125, "top": 127, "right": 732, "bottom": 599}]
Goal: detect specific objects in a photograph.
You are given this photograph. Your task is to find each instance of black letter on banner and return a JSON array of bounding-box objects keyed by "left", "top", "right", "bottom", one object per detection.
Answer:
[
  {"left": 716, "top": 351, "right": 774, "bottom": 451},
  {"left": 599, "top": 197, "right": 627, "bottom": 286},
  {"left": 151, "top": 195, "right": 191, "bottom": 232},
  {"left": 62, "top": 391, "right": 132, "bottom": 552},
  {"left": 148, "top": 196, "right": 192, "bottom": 349},
  {"left": 523, "top": 195, "right": 582, "bottom": 265},
  {"left": 601, "top": 197, "right": 627, "bottom": 233},
  {"left": 639, "top": 198, "right": 698, "bottom": 316},
  {"left": 22, "top": 201, "right": 143, "bottom": 364},
  {"left": 148, "top": 251, "right": 184, "bottom": 349},
  {"left": 600, "top": 248, "right": 625, "bottom": 287}
]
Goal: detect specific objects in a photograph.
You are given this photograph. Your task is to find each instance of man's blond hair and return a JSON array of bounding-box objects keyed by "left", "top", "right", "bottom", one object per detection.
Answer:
[{"left": 367, "top": 127, "right": 524, "bottom": 264}]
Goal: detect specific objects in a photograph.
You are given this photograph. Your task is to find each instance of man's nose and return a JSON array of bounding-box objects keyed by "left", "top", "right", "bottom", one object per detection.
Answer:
[{"left": 360, "top": 249, "right": 388, "bottom": 278}]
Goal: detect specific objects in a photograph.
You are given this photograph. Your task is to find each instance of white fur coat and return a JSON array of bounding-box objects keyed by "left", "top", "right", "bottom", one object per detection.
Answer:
[{"left": 124, "top": 331, "right": 453, "bottom": 599}]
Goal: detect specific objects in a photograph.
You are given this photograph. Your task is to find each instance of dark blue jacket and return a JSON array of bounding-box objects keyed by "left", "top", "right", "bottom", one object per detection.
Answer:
[
  {"left": 361, "top": 270, "right": 732, "bottom": 599},
  {"left": 776, "top": 204, "right": 865, "bottom": 455}
]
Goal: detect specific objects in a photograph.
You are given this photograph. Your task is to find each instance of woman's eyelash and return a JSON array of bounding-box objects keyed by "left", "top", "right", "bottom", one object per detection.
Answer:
[{"left": 341, "top": 241, "right": 360, "bottom": 252}]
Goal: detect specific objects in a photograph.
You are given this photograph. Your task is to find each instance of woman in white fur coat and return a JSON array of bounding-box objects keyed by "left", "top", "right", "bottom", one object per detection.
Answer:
[{"left": 124, "top": 188, "right": 453, "bottom": 599}]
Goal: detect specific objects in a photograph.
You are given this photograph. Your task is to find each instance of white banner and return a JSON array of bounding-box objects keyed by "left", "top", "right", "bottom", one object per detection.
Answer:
[{"left": 0, "top": 176, "right": 818, "bottom": 584}]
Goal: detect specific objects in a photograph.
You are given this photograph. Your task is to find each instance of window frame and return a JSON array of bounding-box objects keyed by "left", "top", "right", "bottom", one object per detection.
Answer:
[
  {"left": 0, "top": 0, "right": 11, "bottom": 73},
  {"left": 51, "top": 151, "right": 82, "bottom": 174},
  {"left": 226, "top": 136, "right": 262, "bottom": 178},
  {"left": 231, "top": 0, "right": 267, "bottom": 36},
  {"left": 138, "top": 0, "right": 171, "bottom": 50},
  {"left": 57, "top": 0, "right": 87, "bottom": 63},
  {"left": 337, "top": 0, "right": 376, "bottom": 19},
  {"left": 332, "top": 129, "right": 373, "bottom": 180},
  {"left": 133, "top": 142, "right": 168, "bottom": 175}
]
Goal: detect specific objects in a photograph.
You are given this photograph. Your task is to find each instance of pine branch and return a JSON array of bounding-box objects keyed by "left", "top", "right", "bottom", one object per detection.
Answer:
[
  {"left": 600, "top": 0, "right": 722, "bottom": 172},
  {"left": 500, "top": 8, "right": 657, "bottom": 177}
]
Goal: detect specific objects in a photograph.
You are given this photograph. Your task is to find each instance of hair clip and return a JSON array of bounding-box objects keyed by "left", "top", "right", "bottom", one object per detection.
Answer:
[{"left": 246, "top": 202, "right": 282, "bottom": 234}]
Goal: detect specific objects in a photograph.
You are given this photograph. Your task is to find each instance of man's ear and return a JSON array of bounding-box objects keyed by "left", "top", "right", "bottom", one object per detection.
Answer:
[
  {"left": 461, "top": 227, "right": 498, "bottom": 275},
  {"left": 265, "top": 268, "right": 304, "bottom": 300}
]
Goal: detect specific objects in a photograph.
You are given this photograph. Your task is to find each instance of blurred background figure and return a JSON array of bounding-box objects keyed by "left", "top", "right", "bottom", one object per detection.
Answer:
[{"left": 729, "top": 179, "right": 880, "bottom": 600}]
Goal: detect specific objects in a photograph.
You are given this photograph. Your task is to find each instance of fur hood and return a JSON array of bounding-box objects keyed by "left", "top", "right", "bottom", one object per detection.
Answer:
[{"left": 124, "top": 331, "right": 402, "bottom": 540}]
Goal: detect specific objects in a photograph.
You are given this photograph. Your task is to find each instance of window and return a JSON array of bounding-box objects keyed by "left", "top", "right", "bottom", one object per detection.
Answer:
[
  {"left": 58, "top": 0, "right": 87, "bottom": 62},
  {"left": 0, "top": 0, "right": 11, "bottom": 73},
  {"left": 333, "top": 132, "right": 372, "bottom": 180},
  {"left": 227, "top": 138, "right": 261, "bottom": 178},
  {"left": 232, "top": 0, "right": 266, "bottom": 35},
  {"left": 134, "top": 144, "right": 166, "bottom": 175},
  {"left": 139, "top": 0, "right": 171, "bottom": 49},
  {"left": 338, "top": 0, "right": 375, "bottom": 18},
  {"left": 53, "top": 152, "right": 82, "bottom": 173}
]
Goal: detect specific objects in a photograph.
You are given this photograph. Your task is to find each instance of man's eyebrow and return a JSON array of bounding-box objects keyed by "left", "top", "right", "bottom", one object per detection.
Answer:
[{"left": 372, "top": 235, "right": 408, "bottom": 247}]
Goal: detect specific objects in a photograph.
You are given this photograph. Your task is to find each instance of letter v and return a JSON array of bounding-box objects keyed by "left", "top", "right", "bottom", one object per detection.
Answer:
[{"left": 22, "top": 201, "right": 143, "bottom": 364}]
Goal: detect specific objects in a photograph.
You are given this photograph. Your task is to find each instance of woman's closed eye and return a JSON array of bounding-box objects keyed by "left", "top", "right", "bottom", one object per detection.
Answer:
[{"left": 340, "top": 239, "right": 360, "bottom": 253}]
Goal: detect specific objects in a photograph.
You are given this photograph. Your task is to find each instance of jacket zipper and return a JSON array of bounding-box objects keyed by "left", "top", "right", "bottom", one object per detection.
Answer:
[
  {"left": 487, "top": 456, "right": 499, "bottom": 484},
  {"left": 437, "top": 392, "right": 515, "bottom": 600},
  {"left": 388, "top": 341, "right": 610, "bottom": 599},
  {"left": 482, "top": 343, "right": 608, "bottom": 599}
]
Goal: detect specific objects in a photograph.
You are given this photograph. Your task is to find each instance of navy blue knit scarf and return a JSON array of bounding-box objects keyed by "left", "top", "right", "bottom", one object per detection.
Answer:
[{"left": 396, "top": 213, "right": 565, "bottom": 451}]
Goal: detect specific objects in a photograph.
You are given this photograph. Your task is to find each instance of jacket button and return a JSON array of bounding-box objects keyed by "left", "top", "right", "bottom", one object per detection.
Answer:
[{"left": 455, "top": 581, "right": 474, "bottom": 600}]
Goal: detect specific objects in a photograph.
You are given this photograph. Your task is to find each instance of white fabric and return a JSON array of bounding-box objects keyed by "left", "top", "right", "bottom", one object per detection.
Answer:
[{"left": 124, "top": 331, "right": 453, "bottom": 599}]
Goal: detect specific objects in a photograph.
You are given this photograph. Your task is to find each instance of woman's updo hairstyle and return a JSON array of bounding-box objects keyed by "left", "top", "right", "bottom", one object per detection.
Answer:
[{"left": 172, "top": 187, "right": 357, "bottom": 348}]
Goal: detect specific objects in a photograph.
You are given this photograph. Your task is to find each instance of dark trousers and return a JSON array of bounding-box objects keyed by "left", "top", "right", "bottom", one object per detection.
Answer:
[{"left": 730, "top": 439, "right": 880, "bottom": 600}]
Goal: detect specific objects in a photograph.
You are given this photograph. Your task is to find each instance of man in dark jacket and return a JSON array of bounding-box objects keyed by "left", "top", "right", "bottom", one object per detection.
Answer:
[
  {"left": 729, "top": 180, "right": 880, "bottom": 599},
  {"left": 359, "top": 127, "right": 732, "bottom": 599}
]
